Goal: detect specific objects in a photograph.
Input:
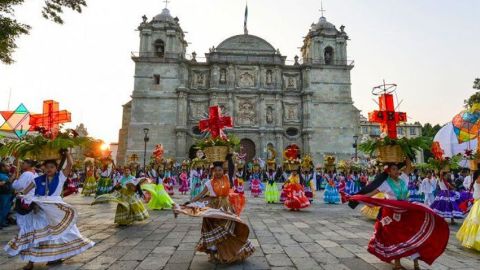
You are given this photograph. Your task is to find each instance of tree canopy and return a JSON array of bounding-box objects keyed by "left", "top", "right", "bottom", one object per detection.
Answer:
[{"left": 0, "top": 0, "right": 87, "bottom": 64}]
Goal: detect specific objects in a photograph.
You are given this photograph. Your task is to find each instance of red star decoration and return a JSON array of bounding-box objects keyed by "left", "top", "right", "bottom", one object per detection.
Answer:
[
  {"left": 199, "top": 106, "right": 233, "bottom": 139},
  {"left": 368, "top": 93, "right": 407, "bottom": 139},
  {"left": 29, "top": 100, "right": 71, "bottom": 139}
]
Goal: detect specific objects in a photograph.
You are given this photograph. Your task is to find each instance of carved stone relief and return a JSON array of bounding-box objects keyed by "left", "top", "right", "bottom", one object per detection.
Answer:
[
  {"left": 266, "top": 106, "right": 274, "bottom": 124},
  {"left": 284, "top": 103, "right": 300, "bottom": 121},
  {"left": 237, "top": 98, "right": 257, "bottom": 125},
  {"left": 192, "top": 71, "right": 208, "bottom": 88},
  {"left": 189, "top": 101, "right": 208, "bottom": 120},
  {"left": 283, "top": 74, "right": 298, "bottom": 90},
  {"left": 238, "top": 71, "right": 255, "bottom": 88}
]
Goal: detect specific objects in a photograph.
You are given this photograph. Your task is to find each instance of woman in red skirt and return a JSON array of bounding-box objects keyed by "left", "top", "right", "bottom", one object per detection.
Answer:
[{"left": 350, "top": 160, "right": 449, "bottom": 270}]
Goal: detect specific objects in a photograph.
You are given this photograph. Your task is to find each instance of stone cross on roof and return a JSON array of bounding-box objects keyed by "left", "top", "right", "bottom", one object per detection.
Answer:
[
  {"left": 319, "top": 1, "right": 326, "bottom": 17},
  {"left": 163, "top": 0, "right": 170, "bottom": 8}
]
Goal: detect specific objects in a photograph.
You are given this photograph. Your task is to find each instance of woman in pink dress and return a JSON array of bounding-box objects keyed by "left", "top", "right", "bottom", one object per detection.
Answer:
[{"left": 178, "top": 169, "right": 189, "bottom": 195}]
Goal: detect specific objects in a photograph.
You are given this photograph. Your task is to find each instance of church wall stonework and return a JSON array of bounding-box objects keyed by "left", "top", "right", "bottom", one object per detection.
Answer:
[{"left": 117, "top": 8, "right": 360, "bottom": 166}]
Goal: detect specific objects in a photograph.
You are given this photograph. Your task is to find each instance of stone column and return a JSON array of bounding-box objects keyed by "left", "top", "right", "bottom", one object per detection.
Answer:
[
  {"left": 259, "top": 132, "right": 265, "bottom": 159},
  {"left": 275, "top": 133, "right": 283, "bottom": 164},
  {"left": 275, "top": 94, "right": 282, "bottom": 127},
  {"left": 259, "top": 94, "right": 265, "bottom": 126}
]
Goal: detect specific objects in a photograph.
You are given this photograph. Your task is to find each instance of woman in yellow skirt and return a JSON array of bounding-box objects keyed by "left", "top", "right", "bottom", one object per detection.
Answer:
[
  {"left": 360, "top": 192, "right": 385, "bottom": 220},
  {"left": 456, "top": 170, "right": 480, "bottom": 251},
  {"left": 92, "top": 168, "right": 149, "bottom": 226},
  {"left": 81, "top": 166, "right": 97, "bottom": 196}
]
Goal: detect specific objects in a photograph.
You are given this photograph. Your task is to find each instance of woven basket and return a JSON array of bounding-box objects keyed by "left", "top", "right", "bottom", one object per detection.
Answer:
[
  {"left": 469, "top": 160, "right": 478, "bottom": 171},
  {"left": 27, "top": 147, "right": 61, "bottom": 161},
  {"left": 377, "top": 145, "right": 405, "bottom": 163},
  {"left": 204, "top": 146, "right": 229, "bottom": 163}
]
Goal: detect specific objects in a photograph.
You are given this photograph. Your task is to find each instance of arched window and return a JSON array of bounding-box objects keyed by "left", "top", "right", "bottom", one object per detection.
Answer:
[
  {"left": 324, "top": 46, "right": 334, "bottom": 65},
  {"left": 154, "top": 39, "right": 165, "bottom": 57}
]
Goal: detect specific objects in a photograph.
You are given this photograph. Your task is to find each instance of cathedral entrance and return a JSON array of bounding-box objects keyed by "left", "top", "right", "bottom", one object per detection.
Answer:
[
  {"left": 188, "top": 145, "right": 197, "bottom": 159},
  {"left": 239, "top": 139, "right": 256, "bottom": 163}
]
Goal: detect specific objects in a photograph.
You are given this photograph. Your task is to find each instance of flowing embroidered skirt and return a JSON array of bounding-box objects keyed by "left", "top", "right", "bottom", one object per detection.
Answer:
[
  {"left": 164, "top": 184, "right": 174, "bottom": 196},
  {"left": 174, "top": 198, "right": 255, "bottom": 263},
  {"left": 190, "top": 178, "right": 203, "bottom": 199},
  {"left": 346, "top": 181, "right": 360, "bottom": 195},
  {"left": 265, "top": 182, "right": 280, "bottom": 203},
  {"left": 251, "top": 182, "right": 262, "bottom": 197},
  {"left": 284, "top": 183, "right": 310, "bottom": 210},
  {"left": 324, "top": 185, "right": 341, "bottom": 204},
  {"left": 179, "top": 182, "right": 189, "bottom": 193},
  {"left": 361, "top": 192, "right": 385, "bottom": 220},
  {"left": 350, "top": 195, "right": 449, "bottom": 265},
  {"left": 430, "top": 190, "right": 464, "bottom": 219},
  {"left": 4, "top": 198, "right": 94, "bottom": 262},
  {"left": 456, "top": 199, "right": 480, "bottom": 251},
  {"left": 93, "top": 190, "right": 149, "bottom": 225},
  {"left": 141, "top": 184, "right": 174, "bottom": 210},
  {"left": 82, "top": 176, "right": 97, "bottom": 196},
  {"left": 96, "top": 177, "right": 113, "bottom": 196}
]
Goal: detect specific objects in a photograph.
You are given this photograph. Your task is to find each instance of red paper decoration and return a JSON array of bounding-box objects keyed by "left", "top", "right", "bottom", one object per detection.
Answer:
[
  {"left": 199, "top": 106, "right": 233, "bottom": 139},
  {"left": 29, "top": 100, "right": 71, "bottom": 139},
  {"left": 368, "top": 93, "right": 406, "bottom": 139},
  {"left": 431, "top": 141, "right": 445, "bottom": 160}
]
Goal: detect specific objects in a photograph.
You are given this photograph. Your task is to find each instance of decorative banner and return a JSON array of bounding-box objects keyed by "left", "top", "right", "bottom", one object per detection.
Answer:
[
  {"left": 368, "top": 93, "right": 407, "bottom": 139},
  {"left": 29, "top": 100, "right": 71, "bottom": 139},
  {"left": 0, "top": 103, "right": 32, "bottom": 139},
  {"left": 198, "top": 106, "right": 233, "bottom": 139}
]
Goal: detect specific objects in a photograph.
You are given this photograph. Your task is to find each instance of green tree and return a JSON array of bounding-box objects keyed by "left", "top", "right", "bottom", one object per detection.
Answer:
[
  {"left": 1, "top": 0, "right": 87, "bottom": 64},
  {"left": 465, "top": 78, "right": 480, "bottom": 108}
]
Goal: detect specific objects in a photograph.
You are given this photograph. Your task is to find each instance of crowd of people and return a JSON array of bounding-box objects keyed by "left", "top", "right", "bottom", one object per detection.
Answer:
[{"left": 1, "top": 150, "right": 480, "bottom": 269}]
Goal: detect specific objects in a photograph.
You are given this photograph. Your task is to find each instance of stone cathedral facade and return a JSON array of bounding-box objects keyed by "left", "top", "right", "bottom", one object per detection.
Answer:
[{"left": 117, "top": 7, "right": 360, "bottom": 165}]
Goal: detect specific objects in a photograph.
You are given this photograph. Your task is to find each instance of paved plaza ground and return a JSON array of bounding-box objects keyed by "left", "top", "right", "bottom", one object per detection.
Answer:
[{"left": 1, "top": 192, "right": 479, "bottom": 270}]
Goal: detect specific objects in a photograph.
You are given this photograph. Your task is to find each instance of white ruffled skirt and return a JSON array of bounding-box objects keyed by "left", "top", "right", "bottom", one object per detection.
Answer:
[{"left": 4, "top": 197, "right": 95, "bottom": 262}]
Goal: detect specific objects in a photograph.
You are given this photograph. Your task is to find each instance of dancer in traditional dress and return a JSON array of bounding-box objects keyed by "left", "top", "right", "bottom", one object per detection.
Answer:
[
  {"left": 81, "top": 165, "right": 97, "bottom": 196},
  {"left": 284, "top": 169, "right": 310, "bottom": 210},
  {"left": 96, "top": 164, "right": 113, "bottom": 196},
  {"left": 457, "top": 170, "right": 480, "bottom": 251},
  {"left": 249, "top": 163, "right": 262, "bottom": 197},
  {"left": 350, "top": 159, "right": 449, "bottom": 270},
  {"left": 140, "top": 181, "right": 174, "bottom": 210},
  {"left": 163, "top": 171, "right": 174, "bottom": 196},
  {"left": 264, "top": 167, "right": 280, "bottom": 203},
  {"left": 346, "top": 172, "right": 360, "bottom": 195},
  {"left": 93, "top": 168, "right": 149, "bottom": 225},
  {"left": 323, "top": 173, "right": 341, "bottom": 204},
  {"left": 430, "top": 172, "right": 464, "bottom": 223},
  {"left": 419, "top": 171, "right": 437, "bottom": 206},
  {"left": 5, "top": 153, "right": 94, "bottom": 270},
  {"left": 233, "top": 165, "right": 246, "bottom": 195},
  {"left": 174, "top": 162, "right": 254, "bottom": 263},
  {"left": 300, "top": 160, "right": 315, "bottom": 202},
  {"left": 178, "top": 168, "right": 189, "bottom": 195},
  {"left": 315, "top": 166, "right": 324, "bottom": 191},
  {"left": 408, "top": 173, "right": 424, "bottom": 203},
  {"left": 190, "top": 159, "right": 204, "bottom": 200}
]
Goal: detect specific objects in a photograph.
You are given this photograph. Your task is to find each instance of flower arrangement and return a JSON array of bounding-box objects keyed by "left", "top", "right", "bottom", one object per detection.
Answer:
[
  {"left": 195, "top": 134, "right": 240, "bottom": 152},
  {"left": 358, "top": 136, "right": 431, "bottom": 162},
  {"left": 0, "top": 129, "right": 92, "bottom": 160}
]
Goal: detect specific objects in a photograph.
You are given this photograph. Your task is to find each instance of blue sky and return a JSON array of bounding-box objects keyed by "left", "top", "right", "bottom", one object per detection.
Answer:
[{"left": 0, "top": 0, "right": 478, "bottom": 143}]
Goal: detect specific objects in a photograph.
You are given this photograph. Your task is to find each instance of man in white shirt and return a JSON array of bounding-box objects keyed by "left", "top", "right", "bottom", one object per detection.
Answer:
[
  {"left": 420, "top": 171, "right": 437, "bottom": 206},
  {"left": 463, "top": 172, "right": 472, "bottom": 191}
]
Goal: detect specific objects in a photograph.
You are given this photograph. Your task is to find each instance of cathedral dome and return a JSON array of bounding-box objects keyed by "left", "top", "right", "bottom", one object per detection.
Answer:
[
  {"left": 313, "top": 16, "right": 336, "bottom": 30},
  {"left": 153, "top": 8, "right": 173, "bottom": 22},
  {"left": 216, "top": 34, "right": 276, "bottom": 54}
]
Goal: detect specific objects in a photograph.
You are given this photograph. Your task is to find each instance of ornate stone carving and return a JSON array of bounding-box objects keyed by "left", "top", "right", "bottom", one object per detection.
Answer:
[
  {"left": 284, "top": 104, "right": 299, "bottom": 121},
  {"left": 219, "top": 68, "right": 227, "bottom": 84},
  {"left": 266, "top": 106, "right": 274, "bottom": 124},
  {"left": 266, "top": 70, "right": 273, "bottom": 85},
  {"left": 227, "top": 65, "right": 235, "bottom": 88},
  {"left": 189, "top": 101, "right": 208, "bottom": 120},
  {"left": 211, "top": 65, "right": 220, "bottom": 88},
  {"left": 219, "top": 103, "right": 229, "bottom": 114},
  {"left": 238, "top": 71, "right": 255, "bottom": 88},
  {"left": 237, "top": 98, "right": 257, "bottom": 125},
  {"left": 283, "top": 74, "right": 298, "bottom": 90},
  {"left": 192, "top": 71, "right": 208, "bottom": 88}
]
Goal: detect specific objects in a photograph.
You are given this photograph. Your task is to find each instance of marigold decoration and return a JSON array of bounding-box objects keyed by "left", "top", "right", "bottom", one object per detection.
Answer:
[
  {"left": 368, "top": 92, "right": 406, "bottom": 139},
  {"left": 284, "top": 144, "right": 300, "bottom": 160},
  {"left": 199, "top": 106, "right": 233, "bottom": 139},
  {"left": 0, "top": 103, "right": 32, "bottom": 139},
  {"left": 29, "top": 100, "right": 71, "bottom": 139}
]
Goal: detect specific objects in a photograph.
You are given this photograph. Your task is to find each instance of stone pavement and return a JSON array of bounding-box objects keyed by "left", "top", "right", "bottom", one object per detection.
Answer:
[{"left": 1, "top": 192, "right": 479, "bottom": 270}]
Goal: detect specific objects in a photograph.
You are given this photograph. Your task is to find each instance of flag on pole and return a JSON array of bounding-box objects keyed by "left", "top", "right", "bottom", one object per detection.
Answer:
[{"left": 244, "top": 3, "right": 248, "bottom": 35}]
